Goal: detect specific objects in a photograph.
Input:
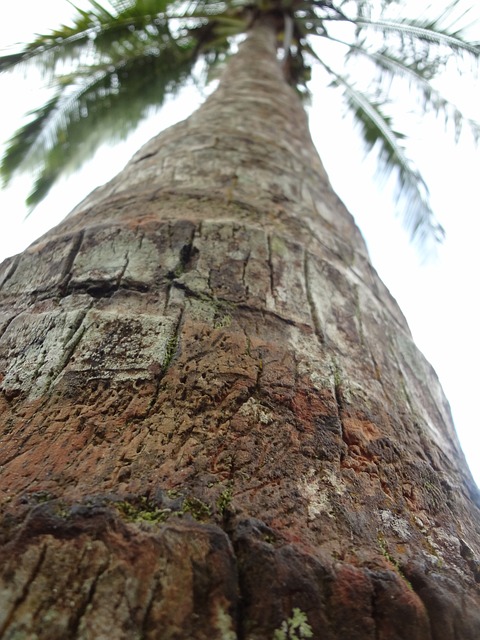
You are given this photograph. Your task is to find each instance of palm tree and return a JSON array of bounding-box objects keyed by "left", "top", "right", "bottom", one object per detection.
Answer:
[
  {"left": 2, "top": 0, "right": 479, "bottom": 245},
  {"left": 0, "top": 1, "right": 479, "bottom": 638}
]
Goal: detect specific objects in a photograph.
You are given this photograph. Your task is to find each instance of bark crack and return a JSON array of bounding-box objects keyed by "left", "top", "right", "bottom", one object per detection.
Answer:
[
  {"left": 48, "top": 305, "right": 93, "bottom": 392},
  {"left": 166, "top": 222, "right": 197, "bottom": 280},
  {"left": 267, "top": 234, "right": 275, "bottom": 302},
  {"left": 303, "top": 250, "right": 325, "bottom": 344},
  {"left": 0, "top": 542, "right": 48, "bottom": 637},
  {"left": 141, "top": 572, "right": 163, "bottom": 638},
  {"left": 145, "top": 306, "right": 184, "bottom": 418},
  {"left": 353, "top": 285, "right": 365, "bottom": 347},
  {"left": 59, "top": 231, "right": 84, "bottom": 294},
  {"left": 331, "top": 358, "right": 346, "bottom": 446},
  {"left": 241, "top": 249, "right": 251, "bottom": 292},
  {"left": 117, "top": 254, "right": 130, "bottom": 287},
  {"left": 166, "top": 280, "right": 308, "bottom": 332},
  {"left": 0, "top": 312, "right": 19, "bottom": 341},
  {"left": 133, "top": 150, "right": 157, "bottom": 163},
  {"left": 67, "top": 549, "right": 111, "bottom": 638},
  {"left": 370, "top": 576, "right": 381, "bottom": 640},
  {"left": 0, "top": 254, "right": 20, "bottom": 291}
]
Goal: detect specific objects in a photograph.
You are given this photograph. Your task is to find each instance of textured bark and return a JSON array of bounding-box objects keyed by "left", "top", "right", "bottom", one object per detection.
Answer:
[{"left": 0, "top": 23, "right": 479, "bottom": 640}]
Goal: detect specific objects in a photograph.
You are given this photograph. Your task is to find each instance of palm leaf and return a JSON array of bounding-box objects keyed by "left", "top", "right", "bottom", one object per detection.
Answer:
[
  {"left": 317, "top": 57, "right": 444, "bottom": 245},
  {"left": 300, "top": 4, "right": 479, "bottom": 247},
  {"left": 0, "top": 0, "right": 176, "bottom": 74},
  {"left": 364, "top": 47, "right": 480, "bottom": 143},
  {"left": 0, "top": 0, "right": 244, "bottom": 207},
  {"left": 0, "top": 97, "right": 61, "bottom": 186},
  {"left": 355, "top": 16, "right": 480, "bottom": 58},
  {"left": 2, "top": 35, "right": 198, "bottom": 207}
]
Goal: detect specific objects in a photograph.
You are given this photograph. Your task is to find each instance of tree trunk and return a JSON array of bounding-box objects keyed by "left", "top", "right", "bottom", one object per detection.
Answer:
[{"left": 0, "top": 22, "right": 478, "bottom": 640}]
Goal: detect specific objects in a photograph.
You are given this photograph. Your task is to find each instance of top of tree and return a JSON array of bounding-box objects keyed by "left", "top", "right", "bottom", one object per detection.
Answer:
[{"left": 1, "top": 0, "right": 479, "bottom": 248}]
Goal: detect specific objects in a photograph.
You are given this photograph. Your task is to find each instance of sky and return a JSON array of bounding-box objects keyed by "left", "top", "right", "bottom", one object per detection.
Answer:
[{"left": 0, "top": 1, "right": 479, "bottom": 486}]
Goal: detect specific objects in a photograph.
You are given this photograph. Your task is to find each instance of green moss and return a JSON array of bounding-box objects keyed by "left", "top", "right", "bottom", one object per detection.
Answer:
[
  {"left": 214, "top": 605, "right": 237, "bottom": 640},
  {"left": 422, "top": 534, "right": 444, "bottom": 568},
  {"left": 217, "top": 487, "right": 233, "bottom": 515},
  {"left": 213, "top": 312, "right": 232, "bottom": 329},
  {"left": 115, "top": 493, "right": 212, "bottom": 525},
  {"left": 273, "top": 608, "right": 313, "bottom": 640},
  {"left": 172, "top": 263, "right": 185, "bottom": 279},
  {"left": 54, "top": 504, "right": 70, "bottom": 519},
  {"left": 377, "top": 533, "right": 413, "bottom": 590},
  {"left": 163, "top": 334, "right": 179, "bottom": 371},
  {"left": 263, "top": 533, "right": 276, "bottom": 545},
  {"left": 182, "top": 496, "right": 211, "bottom": 521},
  {"left": 31, "top": 491, "right": 55, "bottom": 504},
  {"left": 211, "top": 297, "right": 234, "bottom": 330},
  {"left": 188, "top": 293, "right": 235, "bottom": 329},
  {"left": 116, "top": 497, "right": 171, "bottom": 524},
  {"left": 331, "top": 358, "right": 343, "bottom": 388},
  {"left": 270, "top": 236, "right": 288, "bottom": 256}
]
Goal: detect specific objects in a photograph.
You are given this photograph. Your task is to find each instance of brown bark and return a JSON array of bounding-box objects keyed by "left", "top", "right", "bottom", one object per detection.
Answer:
[{"left": 0, "top": 23, "right": 479, "bottom": 639}]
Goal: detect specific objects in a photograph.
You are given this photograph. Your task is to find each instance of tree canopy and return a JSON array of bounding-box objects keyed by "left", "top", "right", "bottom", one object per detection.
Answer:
[{"left": 0, "top": 0, "right": 479, "bottom": 246}]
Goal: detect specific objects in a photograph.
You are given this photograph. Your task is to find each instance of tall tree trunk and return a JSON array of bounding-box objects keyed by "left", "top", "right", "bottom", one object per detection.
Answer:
[{"left": 0, "top": 22, "right": 478, "bottom": 640}]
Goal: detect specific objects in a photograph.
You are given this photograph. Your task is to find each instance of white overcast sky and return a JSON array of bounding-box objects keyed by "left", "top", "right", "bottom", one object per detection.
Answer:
[{"left": 0, "top": 1, "right": 479, "bottom": 486}]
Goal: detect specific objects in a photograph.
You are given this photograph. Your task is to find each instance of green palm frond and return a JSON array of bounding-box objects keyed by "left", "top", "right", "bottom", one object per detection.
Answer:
[
  {"left": 2, "top": 34, "right": 198, "bottom": 207},
  {"left": 300, "top": 3, "right": 479, "bottom": 243},
  {"left": 0, "top": 0, "right": 179, "bottom": 74},
  {"left": 0, "top": 0, "right": 248, "bottom": 205},
  {"left": 0, "top": 97, "right": 61, "bottom": 185},
  {"left": 365, "top": 47, "right": 480, "bottom": 143},
  {"left": 322, "top": 33, "right": 480, "bottom": 146},
  {"left": 319, "top": 59, "right": 444, "bottom": 245},
  {"left": 355, "top": 16, "right": 480, "bottom": 57}
]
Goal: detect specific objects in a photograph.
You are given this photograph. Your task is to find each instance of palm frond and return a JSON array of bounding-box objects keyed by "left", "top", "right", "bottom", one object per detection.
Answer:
[
  {"left": 0, "top": 11, "right": 101, "bottom": 73},
  {"left": 0, "top": 0, "right": 176, "bottom": 75},
  {"left": 0, "top": 0, "right": 248, "bottom": 208},
  {"left": 365, "top": 47, "right": 480, "bottom": 143},
  {"left": 355, "top": 16, "right": 480, "bottom": 58},
  {"left": 352, "top": 0, "right": 401, "bottom": 19},
  {"left": 2, "top": 34, "right": 198, "bottom": 207},
  {"left": 0, "top": 97, "right": 61, "bottom": 186},
  {"left": 316, "top": 57, "right": 444, "bottom": 245},
  {"left": 300, "top": 3, "right": 479, "bottom": 248},
  {"left": 302, "top": 17, "right": 480, "bottom": 146}
]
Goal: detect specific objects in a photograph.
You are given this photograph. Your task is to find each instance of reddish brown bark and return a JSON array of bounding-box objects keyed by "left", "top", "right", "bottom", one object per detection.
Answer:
[{"left": 0, "top": 23, "right": 479, "bottom": 639}]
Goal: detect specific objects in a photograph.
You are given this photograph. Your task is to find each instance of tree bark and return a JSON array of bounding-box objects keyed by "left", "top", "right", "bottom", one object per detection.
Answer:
[{"left": 0, "top": 22, "right": 479, "bottom": 640}]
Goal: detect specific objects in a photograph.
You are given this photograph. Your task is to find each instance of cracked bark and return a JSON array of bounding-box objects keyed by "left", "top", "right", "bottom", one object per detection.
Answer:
[{"left": 0, "top": 20, "right": 479, "bottom": 640}]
